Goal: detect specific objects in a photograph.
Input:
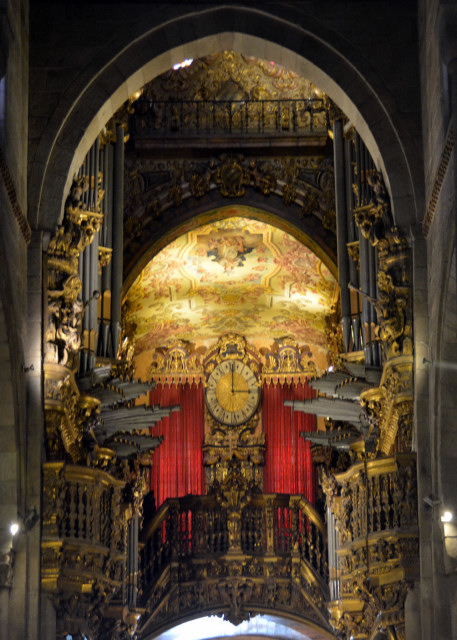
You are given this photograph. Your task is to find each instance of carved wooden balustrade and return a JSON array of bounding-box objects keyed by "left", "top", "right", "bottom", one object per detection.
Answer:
[
  {"left": 41, "top": 462, "right": 128, "bottom": 637},
  {"left": 327, "top": 454, "right": 419, "bottom": 640},
  {"left": 130, "top": 98, "right": 330, "bottom": 140},
  {"left": 138, "top": 493, "right": 332, "bottom": 637}
]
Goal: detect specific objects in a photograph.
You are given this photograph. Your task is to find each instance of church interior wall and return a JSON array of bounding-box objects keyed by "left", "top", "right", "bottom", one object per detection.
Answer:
[
  {"left": 1, "top": 1, "right": 457, "bottom": 638},
  {"left": 417, "top": 1, "right": 457, "bottom": 637}
]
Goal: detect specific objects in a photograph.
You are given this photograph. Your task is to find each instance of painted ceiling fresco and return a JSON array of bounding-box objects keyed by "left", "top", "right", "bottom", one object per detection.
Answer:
[{"left": 126, "top": 208, "right": 336, "bottom": 371}]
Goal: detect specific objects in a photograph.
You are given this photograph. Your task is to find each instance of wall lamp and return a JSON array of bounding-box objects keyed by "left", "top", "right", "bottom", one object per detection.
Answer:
[{"left": 9, "top": 507, "right": 39, "bottom": 537}]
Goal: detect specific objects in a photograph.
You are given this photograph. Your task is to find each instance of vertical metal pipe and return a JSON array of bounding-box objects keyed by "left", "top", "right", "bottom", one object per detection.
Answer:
[
  {"left": 87, "top": 139, "right": 100, "bottom": 370},
  {"left": 127, "top": 512, "right": 139, "bottom": 609},
  {"left": 355, "top": 133, "right": 362, "bottom": 206},
  {"left": 99, "top": 143, "right": 113, "bottom": 358},
  {"left": 359, "top": 232, "right": 371, "bottom": 365},
  {"left": 111, "top": 125, "right": 124, "bottom": 358},
  {"left": 80, "top": 244, "right": 90, "bottom": 373},
  {"left": 93, "top": 136, "right": 100, "bottom": 211},
  {"left": 102, "top": 144, "right": 113, "bottom": 285},
  {"left": 333, "top": 119, "right": 351, "bottom": 352},
  {"left": 345, "top": 137, "right": 361, "bottom": 350},
  {"left": 132, "top": 511, "right": 138, "bottom": 609},
  {"left": 88, "top": 233, "right": 99, "bottom": 371},
  {"left": 368, "top": 243, "right": 378, "bottom": 366},
  {"left": 375, "top": 249, "right": 383, "bottom": 365}
]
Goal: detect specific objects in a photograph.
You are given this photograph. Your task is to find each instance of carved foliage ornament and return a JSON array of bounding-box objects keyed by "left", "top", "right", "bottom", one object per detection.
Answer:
[
  {"left": 149, "top": 340, "right": 205, "bottom": 384},
  {"left": 45, "top": 175, "right": 106, "bottom": 465},
  {"left": 122, "top": 155, "right": 333, "bottom": 247},
  {"left": 262, "top": 336, "right": 316, "bottom": 384}
]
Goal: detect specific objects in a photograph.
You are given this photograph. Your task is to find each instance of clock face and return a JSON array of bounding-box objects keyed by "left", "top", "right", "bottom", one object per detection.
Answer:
[{"left": 205, "top": 360, "right": 261, "bottom": 426}]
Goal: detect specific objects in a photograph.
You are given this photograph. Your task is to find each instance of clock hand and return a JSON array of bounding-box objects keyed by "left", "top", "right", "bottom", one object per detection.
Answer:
[{"left": 231, "top": 362, "right": 234, "bottom": 393}]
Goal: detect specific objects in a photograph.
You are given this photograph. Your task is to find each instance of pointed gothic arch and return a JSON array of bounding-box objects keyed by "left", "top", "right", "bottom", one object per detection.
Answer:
[{"left": 29, "top": 5, "right": 422, "bottom": 236}]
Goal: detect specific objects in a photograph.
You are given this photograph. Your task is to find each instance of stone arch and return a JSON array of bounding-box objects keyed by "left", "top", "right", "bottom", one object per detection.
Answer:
[
  {"left": 140, "top": 606, "right": 336, "bottom": 640},
  {"left": 30, "top": 5, "right": 422, "bottom": 235}
]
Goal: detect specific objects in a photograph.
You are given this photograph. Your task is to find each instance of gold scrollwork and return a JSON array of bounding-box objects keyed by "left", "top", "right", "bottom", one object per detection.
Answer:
[
  {"left": 261, "top": 337, "right": 316, "bottom": 384},
  {"left": 149, "top": 340, "right": 205, "bottom": 384}
]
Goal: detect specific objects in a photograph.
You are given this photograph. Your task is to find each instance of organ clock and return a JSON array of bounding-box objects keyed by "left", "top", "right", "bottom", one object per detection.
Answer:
[{"left": 205, "top": 359, "right": 261, "bottom": 426}]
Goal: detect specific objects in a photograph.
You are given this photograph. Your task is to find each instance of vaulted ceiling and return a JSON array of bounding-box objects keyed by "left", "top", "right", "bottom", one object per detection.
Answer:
[{"left": 126, "top": 208, "right": 337, "bottom": 377}]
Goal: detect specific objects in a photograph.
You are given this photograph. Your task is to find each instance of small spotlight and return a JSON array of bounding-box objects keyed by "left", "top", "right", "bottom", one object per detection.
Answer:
[
  {"left": 441, "top": 511, "right": 453, "bottom": 523},
  {"left": 10, "top": 522, "right": 20, "bottom": 536},
  {"left": 328, "top": 365, "right": 334, "bottom": 372}
]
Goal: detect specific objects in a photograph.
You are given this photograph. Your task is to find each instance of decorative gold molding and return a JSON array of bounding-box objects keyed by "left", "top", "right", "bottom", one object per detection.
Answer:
[
  {"left": 42, "top": 463, "right": 128, "bottom": 637},
  {"left": 203, "top": 427, "right": 265, "bottom": 489},
  {"left": 0, "top": 141, "right": 31, "bottom": 244},
  {"left": 359, "top": 355, "right": 413, "bottom": 456},
  {"left": 98, "top": 246, "right": 112, "bottom": 274},
  {"left": 261, "top": 336, "right": 316, "bottom": 384},
  {"left": 149, "top": 340, "right": 204, "bottom": 384},
  {"left": 327, "top": 454, "right": 418, "bottom": 640},
  {"left": 138, "top": 490, "right": 330, "bottom": 636},
  {"left": 423, "top": 125, "right": 453, "bottom": 237},
  {"left": 44, "top": 176, "right": 105, "bottom": 459},
  {"left": 320, "top": 168, "right": 416, "bottom": 640},
  {"left": 347, "top": 240, "right": 360, "bottom": 267}
]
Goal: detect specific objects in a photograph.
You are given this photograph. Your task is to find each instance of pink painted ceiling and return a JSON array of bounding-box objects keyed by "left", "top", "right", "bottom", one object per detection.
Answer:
[{"left": 125, "top": 207, "right": 336, "bottom": 370}]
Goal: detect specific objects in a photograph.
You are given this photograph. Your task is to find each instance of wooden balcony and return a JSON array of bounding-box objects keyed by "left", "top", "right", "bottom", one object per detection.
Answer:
[
  {"left": 129, "top": 97, "right": 331, "bottom": 151},
  {"left": 138, "top": 492, "right": 331, "bottom": 637}
]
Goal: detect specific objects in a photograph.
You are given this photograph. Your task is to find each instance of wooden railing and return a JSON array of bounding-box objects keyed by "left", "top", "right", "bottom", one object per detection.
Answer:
[
  {"left": 41, "top": 463, "right": 127, "bottom": 593},
  {"left": 334, "top": 454, "right": 418, "bottom": 548},
  {"left": 139, "top": 492, "right": 327, "bottom": 596},
  {"left": 328, "top": 454, "right": 419, "bottom": 637},
  {"left": 130, "top": 98, "right": 330, "bottom": 139}
]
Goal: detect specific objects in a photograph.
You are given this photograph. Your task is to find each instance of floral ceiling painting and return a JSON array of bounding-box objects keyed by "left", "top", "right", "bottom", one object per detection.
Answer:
[{"left": 126, "top": 208, "right": 337, "bottom": 374}]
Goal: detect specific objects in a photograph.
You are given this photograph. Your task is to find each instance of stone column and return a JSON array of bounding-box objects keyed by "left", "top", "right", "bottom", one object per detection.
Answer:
[
  {"left": 8, "top": 230, "right": 44, "bottom": 640},
  {"left": 410, "top": 224, "right": 430, "bottom": 640}
]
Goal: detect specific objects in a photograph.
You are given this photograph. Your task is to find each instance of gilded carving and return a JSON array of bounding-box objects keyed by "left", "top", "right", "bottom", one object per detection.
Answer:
[
  {"left": 42, "top": 463, "right": 129, "bottom": 638},
  {"left": 149, "top": 340, "right": 205, "bottom": 384},
  {"left": 326, "top": 455, "right": 418, "bottom": 639},
  {"left": 203, "top": 429, "right": 265, "bottom": 489},
  {"left": 98, "top": 246, "right": 112, "bottom": 274},
  {"left": 322, "top": 166, "right": 415, "bottom": 636},
  {"left": 138, "top": 490, "right": 330, "bottom": 636},
  {"left": 261, "top": 336, "right": 316, "bottom": 384},
  {"left": 45, "top": 278, "right": 84, "bottom": 368},
  {"left": 122, "top": 156, "right": 334, "bottom": 269},
  {"left": 347, "top": 240, "right": 360, "bottom": 267}
]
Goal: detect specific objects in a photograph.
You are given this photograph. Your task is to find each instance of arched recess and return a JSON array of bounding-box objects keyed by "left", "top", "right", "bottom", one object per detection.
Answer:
[
  {"left": 122, "top": 198, "right": 338, "bottom": 294},
  {"left": 139, "top": 607, "right": 336, "bottom": 640},
  {"left": 29, "top": 5, "right": 422, "bottom": 235}
]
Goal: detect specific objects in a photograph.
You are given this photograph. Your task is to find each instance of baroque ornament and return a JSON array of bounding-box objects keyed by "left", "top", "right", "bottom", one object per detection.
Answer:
[{"left": 321, "top": 167, "right": 416, "bottom": 640}]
